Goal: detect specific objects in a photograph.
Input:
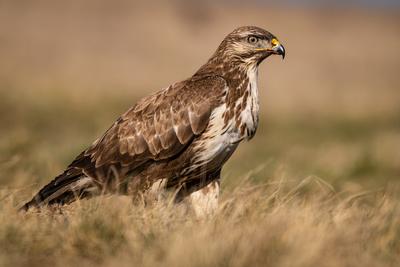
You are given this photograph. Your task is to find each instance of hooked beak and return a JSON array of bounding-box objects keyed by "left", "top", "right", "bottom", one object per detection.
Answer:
[
  {"left": 273, "top": 44, "right": 285, "bottom": 60},
  {"left": 270, "top": 38, "right": 285, "bottom": 59},
  {"left": 256, "top": 38, "right": 286, "bottom": 60}
]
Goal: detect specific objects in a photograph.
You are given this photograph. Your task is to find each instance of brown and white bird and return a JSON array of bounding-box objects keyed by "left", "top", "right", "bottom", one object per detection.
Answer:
[{"left": 21, "top": 26, "right": 285, "bottom": 215}]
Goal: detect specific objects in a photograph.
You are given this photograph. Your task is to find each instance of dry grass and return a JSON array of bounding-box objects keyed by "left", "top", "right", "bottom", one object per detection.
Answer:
[
  {"left": 1, "top": 1, "right": 400, "bottom": 266},
  {"left": 1, "top": 177, "right": 400, "bottom": 267}
]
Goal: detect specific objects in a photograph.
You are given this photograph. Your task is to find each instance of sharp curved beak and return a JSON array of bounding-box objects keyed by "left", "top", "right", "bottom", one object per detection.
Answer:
[{"left": 274, "top": 44, "right": 285, "bottom": 60}]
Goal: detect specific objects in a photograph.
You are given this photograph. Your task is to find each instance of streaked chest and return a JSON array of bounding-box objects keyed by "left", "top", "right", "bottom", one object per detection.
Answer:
[
  {"left": 236, "top": 68, "right": 260, "bottom": 139},
  {"left": 185, "top": 68, "right": 260, "bottom": 172}
]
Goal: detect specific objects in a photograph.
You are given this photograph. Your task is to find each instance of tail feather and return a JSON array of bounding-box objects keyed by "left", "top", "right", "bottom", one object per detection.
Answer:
[{"left": 20, "top": 168, "right": 96, "bottom": 211}]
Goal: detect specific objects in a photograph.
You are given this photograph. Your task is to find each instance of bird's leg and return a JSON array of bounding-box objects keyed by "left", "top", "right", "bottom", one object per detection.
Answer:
[{"left": 188, "top": 179, "right": 220, "bottom": 218}]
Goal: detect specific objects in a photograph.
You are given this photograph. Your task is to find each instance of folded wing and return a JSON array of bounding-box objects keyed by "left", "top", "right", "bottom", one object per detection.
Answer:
[{"left": 70, "top": 76, "right": 226, "bottom": 182}]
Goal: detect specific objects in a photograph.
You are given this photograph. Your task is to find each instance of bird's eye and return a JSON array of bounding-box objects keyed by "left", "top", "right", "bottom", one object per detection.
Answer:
[{"left": 247, "top": 36, "right": 258, "bottom": 44}]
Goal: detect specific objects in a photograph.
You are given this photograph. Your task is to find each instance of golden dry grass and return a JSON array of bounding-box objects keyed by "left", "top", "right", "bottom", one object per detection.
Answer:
[
  {"left": 1, "top": 178, "right": 400, "bottom": 267},
  {"left": 0, "top": 1, "right": 400, "bottom": 266}
]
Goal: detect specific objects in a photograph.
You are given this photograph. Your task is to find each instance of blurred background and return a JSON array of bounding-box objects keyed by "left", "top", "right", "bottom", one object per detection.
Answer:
[{"left": 0, "top": 0, "right": 399, "bottom": 195}]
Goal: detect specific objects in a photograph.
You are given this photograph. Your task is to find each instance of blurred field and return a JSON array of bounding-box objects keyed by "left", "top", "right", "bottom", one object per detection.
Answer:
[{"left": 0, "top": 1, "right": 399, "bottom": 266}]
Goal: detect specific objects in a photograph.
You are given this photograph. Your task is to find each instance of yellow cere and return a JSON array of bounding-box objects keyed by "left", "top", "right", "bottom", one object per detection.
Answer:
[{"left": 271, "top": 38, "right": 280, "bottom": 47}]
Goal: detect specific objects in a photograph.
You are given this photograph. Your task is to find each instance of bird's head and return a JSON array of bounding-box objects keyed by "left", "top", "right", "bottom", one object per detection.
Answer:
[{"left": 217, "top": 26, "right": 285, "bottom": 67}]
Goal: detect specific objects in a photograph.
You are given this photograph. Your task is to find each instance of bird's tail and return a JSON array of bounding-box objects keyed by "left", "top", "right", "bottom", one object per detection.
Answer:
[{"left": 20, "top": 168, "right": 97, "bottom": 211}]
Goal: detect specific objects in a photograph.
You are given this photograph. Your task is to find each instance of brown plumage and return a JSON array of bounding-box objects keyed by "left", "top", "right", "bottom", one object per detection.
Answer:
[{"left": 21, "top": 26, "right": 285, "bottom": 214}]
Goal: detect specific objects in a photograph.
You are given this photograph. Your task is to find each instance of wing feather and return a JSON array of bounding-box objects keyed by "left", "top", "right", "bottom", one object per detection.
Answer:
[{"left": 189, "top": 103, "right": 211, "bottom": 134}]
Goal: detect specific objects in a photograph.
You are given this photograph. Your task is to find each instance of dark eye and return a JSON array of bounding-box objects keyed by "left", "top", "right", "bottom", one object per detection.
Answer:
[{"left": 247, "top": 36, "right": 258, "bottom": 44}]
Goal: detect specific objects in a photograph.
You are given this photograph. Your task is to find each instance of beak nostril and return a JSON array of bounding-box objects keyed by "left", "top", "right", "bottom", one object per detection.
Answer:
[{"left": 271, "top": 38, "right": 280, "bottom": 47}]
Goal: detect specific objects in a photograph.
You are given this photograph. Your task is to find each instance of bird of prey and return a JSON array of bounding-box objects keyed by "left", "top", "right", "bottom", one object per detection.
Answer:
[{"left": 21, "top": 26, "right": 285, "bottom": 215}]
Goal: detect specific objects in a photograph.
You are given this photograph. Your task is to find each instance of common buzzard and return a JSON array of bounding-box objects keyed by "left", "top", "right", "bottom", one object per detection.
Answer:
[{"left": 21, "top": 26, "right": 285, "bottom": 215}]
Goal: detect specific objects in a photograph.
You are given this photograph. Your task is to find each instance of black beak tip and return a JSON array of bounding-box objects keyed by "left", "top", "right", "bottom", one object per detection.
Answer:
[{"left": 279, "top": 45, "right": 285, "bottom": 60}]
